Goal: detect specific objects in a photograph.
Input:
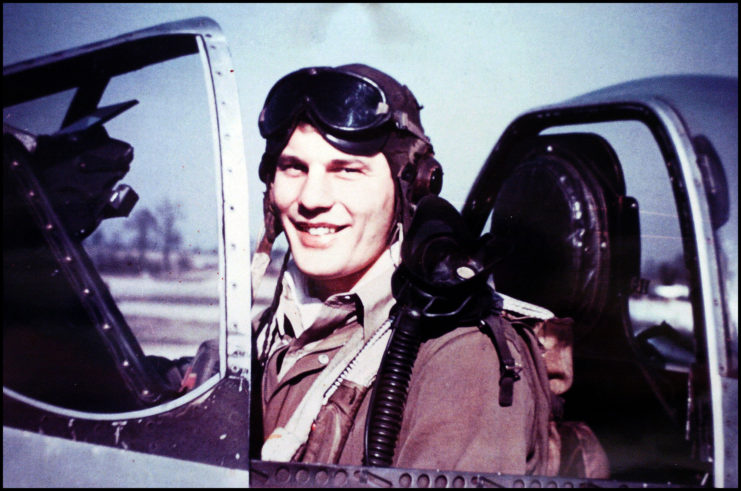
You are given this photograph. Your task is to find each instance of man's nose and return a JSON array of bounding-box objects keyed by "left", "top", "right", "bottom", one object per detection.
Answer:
[{"left": 297, "top": 169, "right": 333, "bottom": 211}]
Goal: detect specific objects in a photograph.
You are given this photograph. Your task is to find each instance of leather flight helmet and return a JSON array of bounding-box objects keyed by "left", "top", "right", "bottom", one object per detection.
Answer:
[{"left": 258, "top": 63, "right": 442, "bottom": 238}]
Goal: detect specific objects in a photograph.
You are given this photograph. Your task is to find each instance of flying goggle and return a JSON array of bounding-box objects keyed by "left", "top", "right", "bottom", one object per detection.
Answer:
[{"left": 258, "top": 66, "right": 429, "bottom": 155}]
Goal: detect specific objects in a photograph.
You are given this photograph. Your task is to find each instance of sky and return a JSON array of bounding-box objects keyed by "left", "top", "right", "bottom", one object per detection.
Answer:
[{"left": 3, "top": 3, "right": 739, "bottom": 249}]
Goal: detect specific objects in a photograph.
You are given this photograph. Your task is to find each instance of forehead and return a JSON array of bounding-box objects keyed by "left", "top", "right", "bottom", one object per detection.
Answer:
[{"left": 279, "top": 123, "right": 385, "bottom": 166}]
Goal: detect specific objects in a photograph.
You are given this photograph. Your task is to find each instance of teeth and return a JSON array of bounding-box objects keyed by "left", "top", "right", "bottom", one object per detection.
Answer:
[
  {"left": 295, "top": 222, "right": 341, "bottom": 236},
  {"left": 307, "top": 226, "right": 336, "bottom": 236}
]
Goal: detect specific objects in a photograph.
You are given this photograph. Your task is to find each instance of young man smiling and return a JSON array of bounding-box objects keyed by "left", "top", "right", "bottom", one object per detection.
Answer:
[
  {"left": 272, "top": 122, "right": 396, "bottom": 300},
  {"left": 251, "top": 64, "right": 552, "bottom": 474}
]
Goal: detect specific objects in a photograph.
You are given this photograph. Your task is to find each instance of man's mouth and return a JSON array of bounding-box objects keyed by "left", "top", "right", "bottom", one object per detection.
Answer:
[{"left": 294, "top": 222, "right": 346, "bottom": 236}]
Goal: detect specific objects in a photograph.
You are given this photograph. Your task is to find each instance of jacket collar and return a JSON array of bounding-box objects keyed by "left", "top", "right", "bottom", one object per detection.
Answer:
[{"left": 276, "top": 241, "right": 399, "bottom": 343}]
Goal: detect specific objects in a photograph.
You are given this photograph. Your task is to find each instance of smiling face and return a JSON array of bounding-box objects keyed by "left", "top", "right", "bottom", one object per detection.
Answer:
[{"left": 271, "top": 123, "right": 396, "bottom": 299}]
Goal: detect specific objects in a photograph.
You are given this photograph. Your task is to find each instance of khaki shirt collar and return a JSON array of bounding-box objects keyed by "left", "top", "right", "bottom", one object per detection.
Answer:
[{"left": 277, "top": 242, "right": 399, "bottom": 343}]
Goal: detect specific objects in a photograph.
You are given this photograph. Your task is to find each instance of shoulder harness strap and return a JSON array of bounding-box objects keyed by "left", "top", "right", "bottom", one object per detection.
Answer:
[{"left": 481, "top": 313, "right": 522, "bottom": 407}]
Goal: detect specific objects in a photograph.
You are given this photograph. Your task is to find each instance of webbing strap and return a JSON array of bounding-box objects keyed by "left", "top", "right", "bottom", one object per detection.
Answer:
[{"left": 482, "top": 314, "right": 522, "bottom": 407}]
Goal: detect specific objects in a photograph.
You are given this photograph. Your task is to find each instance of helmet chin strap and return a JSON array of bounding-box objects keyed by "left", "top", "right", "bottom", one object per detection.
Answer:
[
  {"left": 251, "top": 224, "right": 274, "bottom": 305},
  {"left": 251, "top": 187, "right": 283, "bottom": 304},
  {"left": 390, "top": 222, "right": 403, "bottom": 267}
]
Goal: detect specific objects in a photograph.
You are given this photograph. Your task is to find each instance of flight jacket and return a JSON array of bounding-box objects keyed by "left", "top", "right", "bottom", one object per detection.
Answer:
[{"left": 253, "top": 247, "right": 551, "bottom": 475}]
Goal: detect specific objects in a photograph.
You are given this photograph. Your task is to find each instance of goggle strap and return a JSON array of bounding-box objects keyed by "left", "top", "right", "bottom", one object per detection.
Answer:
[
  {"left": 405, "top": 136, "right": 433, "bottom": 167},
  {"left": 394, "top": 111, "right": 430, "bottom": 144}
]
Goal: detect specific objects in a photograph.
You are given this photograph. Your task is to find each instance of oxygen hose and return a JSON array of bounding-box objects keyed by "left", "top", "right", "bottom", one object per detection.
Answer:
[
  {"left": 363, "top": 194, "right": 501, "bottom": 467},
  {"left": 364, "top": 306, "right": 423, "bottom": 467}
]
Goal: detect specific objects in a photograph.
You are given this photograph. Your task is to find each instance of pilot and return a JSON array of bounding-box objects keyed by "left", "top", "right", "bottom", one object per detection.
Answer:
[{"left": 250, "top": 63, "right": 552, "bottom": 474}]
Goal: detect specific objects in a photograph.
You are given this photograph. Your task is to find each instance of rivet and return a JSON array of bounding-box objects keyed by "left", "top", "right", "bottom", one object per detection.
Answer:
[
  {"left": 318, "top": 354, "right": 330, "bottom": 365},
  {"left": 28, "top": 190, "right": 36, "bottom": 197},
  {"left": 64, "top": 256, "right": 72, "bottom": 262},
  {"left": 456, "top": 266, "right": 475, "bottom": 280},
  {"left": 45, "top": 224, "right": 54, "bottom": 231},
  {"left": 82, "top": 288, "right": 90, "bottom": 295},
  {"left": 122, "top": 360, "right": 130, "bottom": 367},
  {"left": 142, "top": 389, "right": 150, "bottom": 396},
  {"left": 102, "top": 323, "right": 111, "bottom": 330},
  {"left": 11, "top": 161, "right": 20, "bottom": 167}
]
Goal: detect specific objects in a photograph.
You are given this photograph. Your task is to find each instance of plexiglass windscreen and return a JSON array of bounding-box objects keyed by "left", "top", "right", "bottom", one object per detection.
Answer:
[{"left": 3, "top": 46, "right": 221, "bottom": 412}]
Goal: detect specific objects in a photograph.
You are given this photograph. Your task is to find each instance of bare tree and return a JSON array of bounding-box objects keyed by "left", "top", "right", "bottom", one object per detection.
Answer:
[
  {"left": 130, "top": 208, "right": 157, "bottom": 272},
  {"left": 156, "top": 198, "right": 183, "bottom": 273}
]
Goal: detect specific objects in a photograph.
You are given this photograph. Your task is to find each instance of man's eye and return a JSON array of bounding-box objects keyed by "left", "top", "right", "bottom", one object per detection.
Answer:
[
  {"left": 278, "top": 162, "right": 306, "bottom": 174},
  {"left": 338, "top": 166, "right": 363, "bottom": 174}
]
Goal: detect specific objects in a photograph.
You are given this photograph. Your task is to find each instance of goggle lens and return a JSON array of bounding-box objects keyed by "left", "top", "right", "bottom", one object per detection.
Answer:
[
  {"left": 314, "top": 73, "right": 384, "bottom": 129},
  {"left": 259, "top": 69, "right": 388, "bottom": 138}
]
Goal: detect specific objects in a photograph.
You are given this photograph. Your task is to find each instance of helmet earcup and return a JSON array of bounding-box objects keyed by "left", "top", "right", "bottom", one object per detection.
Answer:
[{"left": 405, "top": 156, "right": 443, "bottom": 204}]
